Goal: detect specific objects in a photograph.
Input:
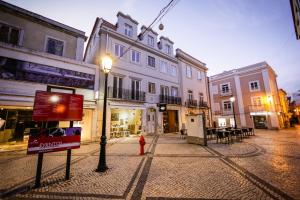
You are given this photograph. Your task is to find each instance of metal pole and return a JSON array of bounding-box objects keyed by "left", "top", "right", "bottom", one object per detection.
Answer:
[
  {"left": 232, "top": 102, "right": 237, "bottom": 129},
  {"left": 34, "top": 121, "right": 46, "bottom": 188},
  {"left": 65, "top": 121, "right": 73, "bottom": 180},
  {"left": 34, "top": 152, "right": 43, "bottom": 188},
  {"left": 96, "top": 73, "right": 108, "bottom": 172}
]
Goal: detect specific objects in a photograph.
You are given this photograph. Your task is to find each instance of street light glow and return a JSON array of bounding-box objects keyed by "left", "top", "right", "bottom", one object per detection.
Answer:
[
  {"left": 267, "top": 96, "right": 272, "bottom": 103},
  {"left": 102, "top": 55, "right": 112, "bottom": 73},
  {"left": 230, "top": 96, "right": 235, "bottom": 102}
]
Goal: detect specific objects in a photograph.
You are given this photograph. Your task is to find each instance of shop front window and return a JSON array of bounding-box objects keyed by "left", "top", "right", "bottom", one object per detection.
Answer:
[
  {"left": 0, "top": 109, "right": 42, "bottom": 143},
  {"left": 110, "top": 108, "right": 142, "bottom": 138}
]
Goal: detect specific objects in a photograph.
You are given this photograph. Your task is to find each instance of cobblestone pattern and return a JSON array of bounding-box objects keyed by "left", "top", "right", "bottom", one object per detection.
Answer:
[
  {"left": 13, "top": 156, "right": 143, "bottom": 199},
  {"left": 227, "top": 129, "right": 300, "bottom": 199},
  {"left": 1, "top": 128, "right": 300, "bottom": 200},
  {"left": 0, "top": 154, "right": 81, "bottom": 192},
  {"left": 142, "top": 157, "right": 272, "bottom": 200},
  {"left": 208, "top": 141, "right": 265, "bottom": 158}
]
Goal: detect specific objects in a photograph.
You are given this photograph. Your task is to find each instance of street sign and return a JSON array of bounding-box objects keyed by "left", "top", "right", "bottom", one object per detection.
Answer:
[
  {"left": 27, "top": 127, "right": 81, "bottom": 154},
  {"left": 32, "top": 91, "right": 83, "bottom": 121}
]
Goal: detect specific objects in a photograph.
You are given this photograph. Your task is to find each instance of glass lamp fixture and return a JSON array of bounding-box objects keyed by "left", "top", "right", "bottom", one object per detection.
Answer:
[{"left": 102, "top": 55, "right": 112, "bottom": 73}]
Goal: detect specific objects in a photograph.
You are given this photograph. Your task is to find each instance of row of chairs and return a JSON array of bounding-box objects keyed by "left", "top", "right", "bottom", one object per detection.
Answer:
[{"left": 206, "top": 127, "right": 254, "bottom": 144}]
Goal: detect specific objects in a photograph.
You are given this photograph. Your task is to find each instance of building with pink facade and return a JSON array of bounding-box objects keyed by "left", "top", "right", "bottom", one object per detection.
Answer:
[{"left": 209, "top": 62, "right": 284, "bottom": 129}]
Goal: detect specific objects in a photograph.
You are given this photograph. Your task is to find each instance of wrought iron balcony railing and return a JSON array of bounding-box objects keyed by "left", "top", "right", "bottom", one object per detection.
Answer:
[
  {"left": 220, "top": 89, "right": 232, "bottom": 97},
  {"left": 185, "top": 99, "right": 198, "bottom": 108},
  {"left": 159, "top": 95, "right": 182, "bottom": 105},
  {"left": 108, "top": 87, "right": 146, "bottom": 102},
  {"left": 198, "top": 101, "right": 208, "bottom": 108}
]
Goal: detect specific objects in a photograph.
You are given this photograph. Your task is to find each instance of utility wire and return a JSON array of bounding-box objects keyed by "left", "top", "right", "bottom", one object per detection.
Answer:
[{"left": 113, "top": 0, "right": 178, "bottom": 62}]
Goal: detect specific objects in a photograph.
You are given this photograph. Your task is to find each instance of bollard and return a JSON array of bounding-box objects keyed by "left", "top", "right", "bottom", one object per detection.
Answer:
[{"left": 139, "top": 135, "right": 146, "bottom": 155}]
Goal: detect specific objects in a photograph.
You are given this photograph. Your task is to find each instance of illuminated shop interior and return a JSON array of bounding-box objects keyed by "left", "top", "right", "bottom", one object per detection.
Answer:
[{"left": 110, "top": 108, "right": 142, "bottom": 138}]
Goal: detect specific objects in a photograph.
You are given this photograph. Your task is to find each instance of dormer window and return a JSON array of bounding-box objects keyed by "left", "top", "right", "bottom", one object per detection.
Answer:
[
  {"left": 165, "top": 44, "right": 171, "bottom": 55},
  {"left": 124, "top": 23, "right": 133, "bottom": 37},
  {"left": 147, "top": 35, "right": 154, "bottom": 47}
]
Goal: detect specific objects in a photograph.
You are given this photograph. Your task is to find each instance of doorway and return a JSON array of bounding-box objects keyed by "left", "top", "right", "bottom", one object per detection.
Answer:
[
  {"left": 253, "top": 115, "right": 267, "bottom": 129},
  {"left": 147, "top": 108, "right": 156, "bottom": 134},
  {"left": 163, "top": 110, "right": 179, "bottom": 133}
]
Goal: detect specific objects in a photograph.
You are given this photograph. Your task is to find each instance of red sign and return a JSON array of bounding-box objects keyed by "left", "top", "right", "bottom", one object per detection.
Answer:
[
  {"left": 27, "top": 127, "right": 81, "bottom": 154},
  {"left": 32, "top": 91, "right": 83, "bottom": 121}
]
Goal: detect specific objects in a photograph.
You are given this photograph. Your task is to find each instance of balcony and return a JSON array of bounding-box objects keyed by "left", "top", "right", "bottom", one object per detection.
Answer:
[
  {"left": 198, "top": 101, "right": 208, "bottom": 108},
  {"left": 185, "top": 99, "right": 198, "bottom": 108},
  {"left": 213, "top": 109, "right": 233, "bottom": 115},
  {"left": 108, "top": 87, "right": 146, "bottom": 102},
  {"left": 159, "top": 95, "right": 182, "bottom": 105},
  {"left": 249, "top": 105, "right": 267, "bottom": 113},
  {"left": 220, "top": 89, "right": 232, "bottom": 97}
]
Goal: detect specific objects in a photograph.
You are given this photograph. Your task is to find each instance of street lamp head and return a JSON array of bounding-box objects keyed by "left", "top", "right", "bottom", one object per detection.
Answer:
[
  {"left": 230, "top": 96, "right": 235, "bottom": 102},
  {"left": 102, "top": 54, "right": 112, "bottom": 73},
  {"left": 267, "top": 95, "right": 272, "bottom": 103}
]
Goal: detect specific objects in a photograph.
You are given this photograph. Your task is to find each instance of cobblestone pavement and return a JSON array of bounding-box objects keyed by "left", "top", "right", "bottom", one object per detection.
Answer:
[{"left": 0, "top": 127, "right": 300, "bottom": 200}]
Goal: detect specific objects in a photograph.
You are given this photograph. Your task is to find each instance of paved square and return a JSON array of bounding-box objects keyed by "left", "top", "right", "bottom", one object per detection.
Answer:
[{"left": 1, "top": 127, "right": 300, "bottom": 200}]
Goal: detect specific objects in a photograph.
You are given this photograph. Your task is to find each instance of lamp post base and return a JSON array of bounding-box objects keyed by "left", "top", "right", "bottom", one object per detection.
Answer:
[{"left": 96, "top": 166, "right": 108, "bottom": 172}]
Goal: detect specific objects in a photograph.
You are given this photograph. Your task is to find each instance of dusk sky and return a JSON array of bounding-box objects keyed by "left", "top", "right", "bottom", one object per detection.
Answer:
[{"left": 5, "top": 0, "right": 300, "bottom": 94}]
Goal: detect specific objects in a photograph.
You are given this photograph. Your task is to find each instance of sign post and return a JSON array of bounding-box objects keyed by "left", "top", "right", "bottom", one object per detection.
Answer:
[{"left": 30, "top": 86, "right": 83, "bottom": 188}]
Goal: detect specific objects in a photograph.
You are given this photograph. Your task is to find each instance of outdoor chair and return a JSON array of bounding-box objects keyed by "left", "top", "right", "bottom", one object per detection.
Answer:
[
  {"left": 248, "top": 127, "right": 255, "bottom": 136},
  {"left": 241, "top": 128, "right": 249, "bottom": 138},
  {"left": 206, "top": 129, "right": 212, "bottom": 140},
  {"left": 180, "top": 129, "right": 187, "bottom": 139},
  {"left": 233, "top": 129, "right": 243, "bottom": 141},
  {"left": 216, "top": 130, "right": 230, "bottom": 144}
]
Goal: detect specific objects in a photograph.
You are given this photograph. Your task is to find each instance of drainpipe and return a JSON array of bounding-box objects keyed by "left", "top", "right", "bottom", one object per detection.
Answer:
[{"left": 206, "top": 76, "right": 213, "bottom": 127}]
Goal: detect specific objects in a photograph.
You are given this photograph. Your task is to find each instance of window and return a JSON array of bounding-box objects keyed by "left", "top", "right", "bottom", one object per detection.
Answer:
[
  {"left": 148, "top": 82, "right": 156, "bottom": 94},
  {"left": 252, "top": 96, "right": 262, "bottom": 106},
  {"left": 147, "top": 35, "right": 154, "bottom": 47},
  {"left": 131, "top": 50, "right": 140, "bottom": 63},
  {"left": 46, "top": 37, "right": 64, "bottom": 56},
  {"left": 124, "top": 24, "right": 133, "bottom": 37},
  {"left": 114, "top": 44, "right": 125, "bottom": 57},
  {"left": 113, "top": 76, "right": 123, "bottom": 98},
  {"left": 249, "top": 81, "right": 260, "bottom": 91},
  {"left": 0, "top": 23, "right": 20, "bottom": 45},
  {"left": 221, "top": 83, "right": 230, "bottom": 94},
  {"left": 169, "top": 65, "right": 177, "bottom": 76},
  {"left": 186, "top": 66, "right": 192, "bottom": 78},
  {"left": 188, "top": 90, "right": 193, "bottom": 100},
  {"left": 223, "top": 101, "right": 232, "bottom": 110},
  {"left": 131, "top": 79, "right": 141, "bottom": 100},
  {"left": 199, "top": 93, "right": 204, "bottom": 103},
  {"left": 160, "top": 85, "right": 169, "bottom": 96},
  {"left": 197, "top": 71, "right": 202, "bottom": 80},
  {"left": 165, "top": 44, "right": 171, "bottom": 54},
  {"left": 171, "top": 87, "right": 178, "bottom": 97},
  {"left": 148, "top": 56, "right": 155, "bottom": 67},
  {"left": 160, "top": 61, "right": 167, "bottom": 73}
]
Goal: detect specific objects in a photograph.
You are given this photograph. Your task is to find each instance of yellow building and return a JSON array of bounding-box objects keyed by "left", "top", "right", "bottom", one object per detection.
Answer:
[{"left": 278, "top": 89, "right": 291, "bottom": 128}]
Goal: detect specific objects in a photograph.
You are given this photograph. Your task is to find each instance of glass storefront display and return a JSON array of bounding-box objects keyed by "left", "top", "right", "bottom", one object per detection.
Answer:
[
  {"left": 110, "top": 108, "right": 142, "bottom": 138},
  {"left": 0, "top": 107, "right": 93, "bottom": 143},
  {"left": 253, "top": 116, "right": 267, "bottom": 129},
  {"left": 0, "top": 108, "right": 40, "bottom": 143}
]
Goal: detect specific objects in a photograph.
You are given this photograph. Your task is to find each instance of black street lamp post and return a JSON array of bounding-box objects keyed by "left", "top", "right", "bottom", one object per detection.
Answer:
[
  {"left": 96, "top": 55, "right": 112, "bottom": 172},
  {"left": 230, "top": 96, "right": 237, "bottom": 129}
]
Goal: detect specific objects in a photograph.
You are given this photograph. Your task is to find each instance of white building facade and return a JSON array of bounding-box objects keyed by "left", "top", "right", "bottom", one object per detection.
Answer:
[
  {"left": 176, "top": 49, "right": 210, "bottom": 128},
  {"left": 85, "top": 13, "right": 184, "bottom": 139}
]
